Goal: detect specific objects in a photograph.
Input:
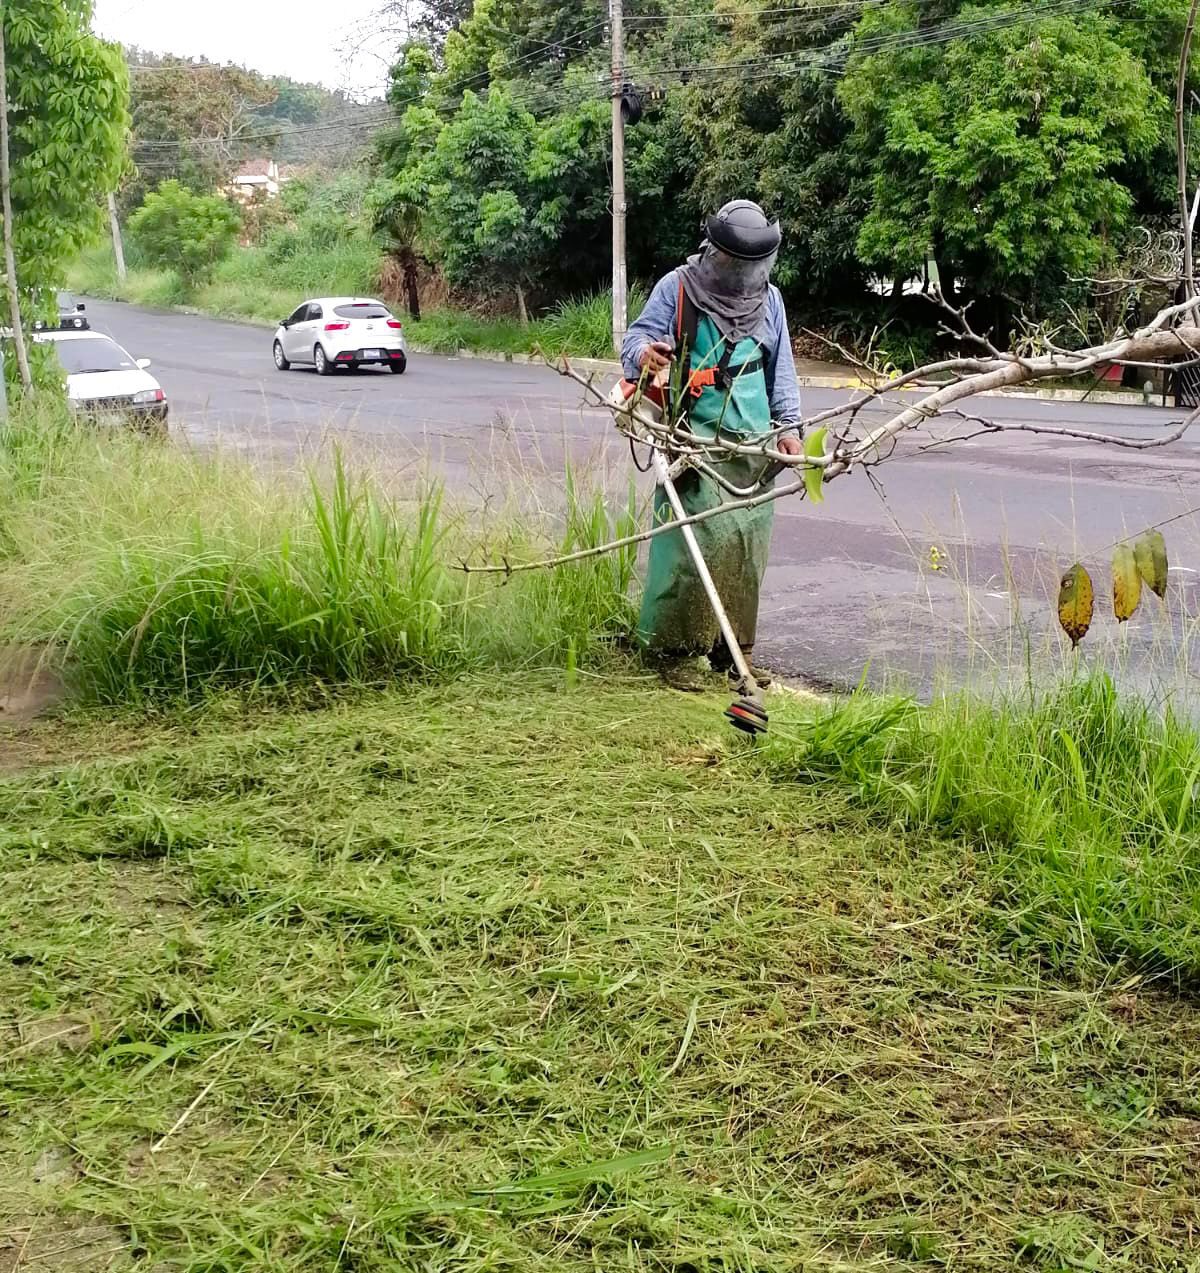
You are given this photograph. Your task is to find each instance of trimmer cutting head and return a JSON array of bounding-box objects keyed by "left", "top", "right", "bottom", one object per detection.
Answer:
[{"left": 725, "top": 695, "right": 769, "bottom": 736}]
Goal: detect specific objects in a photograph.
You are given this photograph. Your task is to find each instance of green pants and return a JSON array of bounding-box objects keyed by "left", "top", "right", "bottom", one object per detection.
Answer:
[{"left": 638, "top": 447, "right": 776, "bottom": 656}]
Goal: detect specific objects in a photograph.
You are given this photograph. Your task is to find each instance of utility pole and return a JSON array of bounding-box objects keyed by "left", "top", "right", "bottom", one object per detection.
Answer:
[
  {"left": 107, "top": 192, "right": 127, "bottom": 282},
  {"left": 0, "top": 19, "right": 31, "bottom": 393},
  {"left": 610, "top": 0, "right": 628, "bottom": 355}
]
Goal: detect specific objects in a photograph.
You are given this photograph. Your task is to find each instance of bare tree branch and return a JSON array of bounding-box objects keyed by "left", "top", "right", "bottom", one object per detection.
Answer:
[
  {"left": 940, "top": 406, "right": 1200, "bottom": 449},
  {"left": 456, "top": 312, "right": 1200, "bottom": 577},
  {"left": 459, "top": 476, "right": 810, "bottom": 576},
  {"left": 823, "top": 321, "right": 1200, "bottom": 480}
]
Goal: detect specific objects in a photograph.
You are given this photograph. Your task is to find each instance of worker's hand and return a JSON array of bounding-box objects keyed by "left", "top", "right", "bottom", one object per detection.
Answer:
[
  {"left": 776, "top": 433, "right": 804, "bottom": 458},
  {"left": 638, "top": 340, "right": 674, "bottom": 374}
]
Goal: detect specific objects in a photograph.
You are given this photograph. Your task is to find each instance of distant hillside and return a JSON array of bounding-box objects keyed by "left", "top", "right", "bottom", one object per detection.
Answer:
[{"left": 122, "top": 48, "right": 383, "bottom": 208}]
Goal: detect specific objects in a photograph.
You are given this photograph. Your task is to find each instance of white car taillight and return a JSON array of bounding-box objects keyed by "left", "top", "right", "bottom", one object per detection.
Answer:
[{"left": 132, "top": 388, "right": 165, "bottom": 404}]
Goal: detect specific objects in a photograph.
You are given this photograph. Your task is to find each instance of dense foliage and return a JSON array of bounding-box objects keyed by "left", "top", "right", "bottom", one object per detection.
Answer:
[
  {"left": 840, "top": 1, "right": 1172, "bottom": 328},
  {"left": 3, "top": 0, "right": 128, "bottom": 310},
  {"left": 122, "top": 51, "right": 378, "bottom": 211},
  {"left": 127, "top": 180, "right": 241, "bottom": 286},
  {"left": 369, "top": 0, "right": 1196, "bottom": 342}
]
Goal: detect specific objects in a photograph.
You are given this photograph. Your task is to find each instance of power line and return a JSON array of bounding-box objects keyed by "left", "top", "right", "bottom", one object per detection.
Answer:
[
  {"left": 128, "top": 0, "right": 1139, "bottom": 166},
  {"left": 131, "top": 78, "right": 608, "bottom": 172},
  {"left": 626, "top": 0, "right": 883, "bottom": 18},
  {"left": 628, "top": 0, "right": 1135, "bottom": 85},
  {"left": 129, "top": 14, "right": 609, "bottom": 153},
  {"left": 125, "top": 3, "right": 885, "bottom": 157}
]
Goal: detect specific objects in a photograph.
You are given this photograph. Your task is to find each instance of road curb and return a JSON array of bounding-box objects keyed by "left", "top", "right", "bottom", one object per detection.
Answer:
[
  {"left": 422, "top": 348, "right": 1166, "bottom": 408},
  {"left": 793, "top": 375, "right": 1162, "bottom": 408}
]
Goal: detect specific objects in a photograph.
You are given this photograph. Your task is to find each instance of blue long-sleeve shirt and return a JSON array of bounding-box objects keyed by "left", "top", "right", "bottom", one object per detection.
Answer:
[{"left": 621, "top": 269, "right": 802, "bottom": 424}]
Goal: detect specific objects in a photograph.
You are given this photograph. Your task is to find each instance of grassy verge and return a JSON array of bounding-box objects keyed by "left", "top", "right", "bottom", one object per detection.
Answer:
[
  {"left": 0, "top": 399, "right": 638, "bottom": 702},
  {"left": 5, "top": 390, "right": 1200, "bottom": 1266},
  {"left": 759, "top": 677, "right": 1200, "bottom": 982},
  {"left": 5, "top": 675, "right": 1200, "bottom": 1271},
  {"left": 67, "top": 245, "right": 644, "bottom": 361}
]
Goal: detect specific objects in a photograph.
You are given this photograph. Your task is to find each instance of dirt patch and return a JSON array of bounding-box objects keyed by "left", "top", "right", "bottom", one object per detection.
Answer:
[
  {"left": 14, "top": 1017, "right": 94, "bottom": 1056},
  {"left": 105, "top": 864, "right": 193, "bottom": 925},
  {"left": 0, "top": 650, "right": 65, "bottom": 727},
  {"left": 0, "top": 1219, "right": 129, "bottom": 1272},
  {"left": 29, "top": 1150, "right": 79, "bottom": 1193}
]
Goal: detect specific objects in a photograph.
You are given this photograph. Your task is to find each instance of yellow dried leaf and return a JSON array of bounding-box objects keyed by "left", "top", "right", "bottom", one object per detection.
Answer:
[
  {"left": 1112, "top": 543, "right": 1141, "bottom": 622},
  {"left": 1058, "top": 563, "right": 1094, "bottom": 648},
  {"left": 1134, "top": 530, "right": 1168, "bottom": 599}
]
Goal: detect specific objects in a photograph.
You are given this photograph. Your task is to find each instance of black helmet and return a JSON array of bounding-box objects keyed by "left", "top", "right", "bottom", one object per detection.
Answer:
[{"left": 704, "top": 200, "right": 781, "bottom": 261}]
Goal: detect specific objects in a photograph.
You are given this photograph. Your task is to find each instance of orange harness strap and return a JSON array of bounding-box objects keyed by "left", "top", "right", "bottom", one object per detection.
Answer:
[{"left": 678, "top": 278, "right": 715, "bottom": 397}]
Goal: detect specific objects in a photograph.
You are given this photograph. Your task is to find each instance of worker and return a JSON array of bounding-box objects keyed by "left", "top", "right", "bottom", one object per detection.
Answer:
[{"left": 621, "top": 199, "right": 803, "bottom": 689}]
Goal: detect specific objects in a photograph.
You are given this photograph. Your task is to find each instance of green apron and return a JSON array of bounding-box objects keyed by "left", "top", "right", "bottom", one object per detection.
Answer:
[{"left": 638, "top": 315, "right": 776, "bottom": 656}]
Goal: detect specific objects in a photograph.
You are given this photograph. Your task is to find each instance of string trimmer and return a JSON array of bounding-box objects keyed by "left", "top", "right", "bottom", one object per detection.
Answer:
[{"left": 647, "top": 445, "right": 771, "bottom": 737}]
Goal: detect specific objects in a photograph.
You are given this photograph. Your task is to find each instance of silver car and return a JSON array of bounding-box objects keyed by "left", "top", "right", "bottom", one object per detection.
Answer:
[{"left": 273, "top": 297, "right": 408, "bottom": 375}]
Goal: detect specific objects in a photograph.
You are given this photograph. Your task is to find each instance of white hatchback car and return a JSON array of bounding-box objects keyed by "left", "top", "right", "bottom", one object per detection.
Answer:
[
  {"left": 35, "top": 326, "right": 168, "bottom": 429},
  {"left": 273, "top": 297, "right": 407, "bottom": 376}
]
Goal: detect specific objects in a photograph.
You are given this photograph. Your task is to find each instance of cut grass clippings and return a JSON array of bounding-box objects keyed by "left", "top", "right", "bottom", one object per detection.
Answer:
[{"left": 4, "top": 676, "right": 1200, "bottom": 1270}]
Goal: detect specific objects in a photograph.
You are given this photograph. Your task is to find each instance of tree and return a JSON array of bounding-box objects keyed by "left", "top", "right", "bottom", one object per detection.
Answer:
[
  {"left": 0, "top": 18, "right": 31, "bottom": 392},
  {"left": 259, "top": 77, "right": 323, "bottom": 127},
  {"left": 379, "top": 0, "right": 474, "bottom": 51},
  {"left": 373, "top": 0, "right": 714, "bottom": 313},
  {"left": 123, "top": 55, "right": 277, "bottom": 210},
  {"left": 475, "top": 190, "right": 540, "bottom": 321},
  {"left": 421, "top": 89, "right": 541, "bottom": 307},
  {"left": 2, "top": 0, "right": 128, "bottom": 385},
  {"left": 526, "top": 96, "right": 612, "bottom": 292},
  {"left": 370, "top": 53, "right": 441, "bottom": 320},
  {"left": 840, "top": 2, "right": 1163, "bottom": 325},
  {"left": 678, "top": 0, "right": 869, "bottom": 308},
  {"left": 128, "top": 181, "right": 241, "bottom": 288}
]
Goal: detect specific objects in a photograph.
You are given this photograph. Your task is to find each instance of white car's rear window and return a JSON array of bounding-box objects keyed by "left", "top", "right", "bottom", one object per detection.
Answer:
[
  {"left": 53, "top": 337, "right": 136, "bottom": 374},
  {"left": 333, "top": 303, "right": 391, "bottom": 320}
]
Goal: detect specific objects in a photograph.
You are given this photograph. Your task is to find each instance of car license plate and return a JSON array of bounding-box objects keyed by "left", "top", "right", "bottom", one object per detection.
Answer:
[{"left": 365, "top": 348, "right": 383, "bottom": 358}]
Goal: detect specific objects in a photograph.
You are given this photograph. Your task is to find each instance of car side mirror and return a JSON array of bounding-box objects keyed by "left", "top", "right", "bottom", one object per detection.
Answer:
[
  {"left": 280, "top": 319, "right": 291, "bottom": 329},
  {"left": 77, "top": 303, "right": 86, "bottom": 312},
  {"left": 136, "top": 358, "right": 151, "bottom": 370}
]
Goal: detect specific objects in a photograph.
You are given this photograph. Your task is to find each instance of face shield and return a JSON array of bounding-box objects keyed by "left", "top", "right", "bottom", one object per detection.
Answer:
[{"left": 700, "top": 243, "right": 778, "bottom": 298}]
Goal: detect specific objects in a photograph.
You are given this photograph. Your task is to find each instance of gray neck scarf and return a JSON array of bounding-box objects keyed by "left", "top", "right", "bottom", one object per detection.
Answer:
[{"left": 678, "top": 243, "right": 777, "bottom": 345}]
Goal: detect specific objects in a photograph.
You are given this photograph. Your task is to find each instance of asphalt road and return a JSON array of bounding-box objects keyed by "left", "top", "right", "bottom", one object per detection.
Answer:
[{"left": 80, "top": 296, "right": 1200, "bottom": 696}]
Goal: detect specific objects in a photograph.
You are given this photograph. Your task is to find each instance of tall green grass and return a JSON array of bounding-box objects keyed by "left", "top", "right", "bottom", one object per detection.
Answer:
[
  {"left": 0, "top": 401, "right": 639, "bottom": 702},
  {"left": 404, "top": 308, "right": 534, "bottom": 356},
  {"left": 403, "top": 289, "right": 648, "bottom": 359},
  {"left": 206, "top": 237, "right": 380, "bottom": 324},
  {"left": 759, "top": 675, "right": 1200, "bottom": 981},
  {"left": 68, "top": 243, "right": 189, "bottom": 309},
  {"left": 537, "top": 286, "right": 648, "bottom": 359},
  {"left": 68, "top": 238, "right": 378, "bottom": 327}
]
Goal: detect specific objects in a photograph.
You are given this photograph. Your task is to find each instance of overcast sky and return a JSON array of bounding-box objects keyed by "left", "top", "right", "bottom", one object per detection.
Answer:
[{"left": 91, "top": 0, "right": 396, "bottom": 97}]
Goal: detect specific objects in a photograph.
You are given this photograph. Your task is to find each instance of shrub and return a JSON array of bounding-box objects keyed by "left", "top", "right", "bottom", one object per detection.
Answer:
[{"left": 128, "top": 181, "right": 241, "bottom": 288}]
